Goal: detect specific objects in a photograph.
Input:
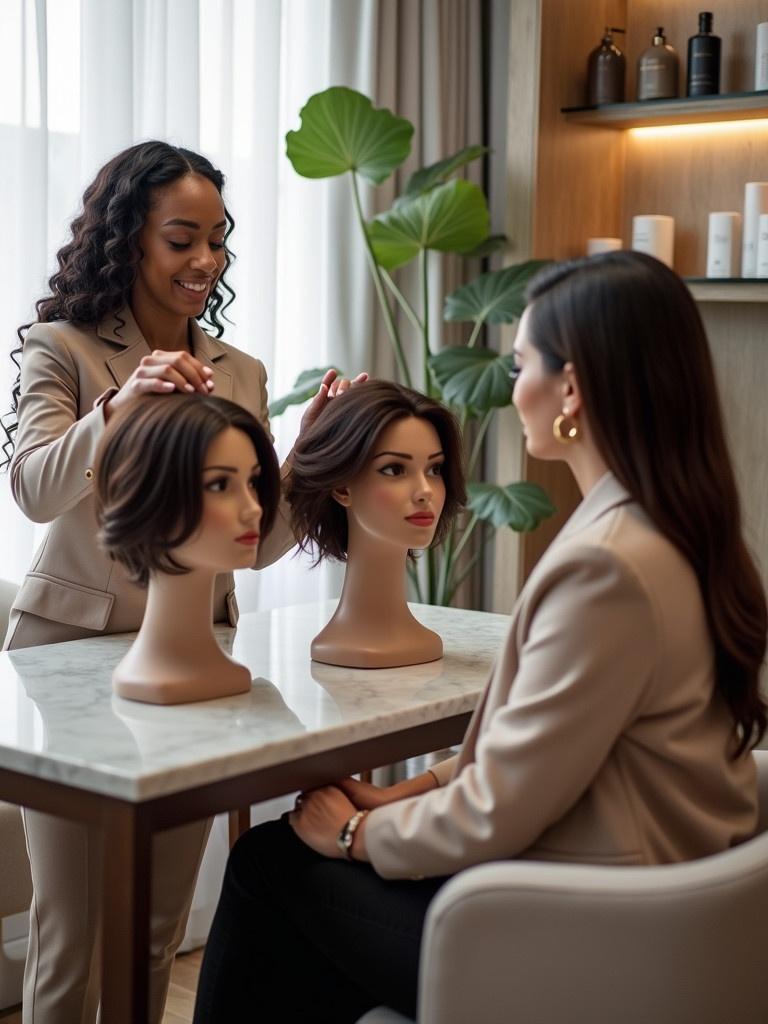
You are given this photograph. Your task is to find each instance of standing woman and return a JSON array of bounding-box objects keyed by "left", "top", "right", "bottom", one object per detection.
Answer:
[{"left": 1, "top": 140, "right": 356, "bottom": 1023}]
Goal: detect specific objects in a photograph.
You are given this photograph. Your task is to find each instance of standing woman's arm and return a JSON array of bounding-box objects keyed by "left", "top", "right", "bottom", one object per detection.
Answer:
[{"left": 10, "top": 327, "right": 109, "bottom": 522}]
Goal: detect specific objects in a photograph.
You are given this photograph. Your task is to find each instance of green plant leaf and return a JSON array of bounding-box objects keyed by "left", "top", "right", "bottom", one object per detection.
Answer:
[
  {"left": 285, "top": 86, "right": 413, "bottom": 185},
  {"left": 367, "top": 179, "right": 490, "bottom": 271},
  {"left": 403, "top": 144, "right": 488, "bottom": 196},
  {"left": 428, "top": 346, "right": 515, "bottom": 414},
  {"left": 268, "top": 367, "right": 340, "bottom": 418},
  {"left": 467, "top": 482, "right": 556, "bottom": 532},
  {"left": 444, "top": 260, "right": 551, "bottom": 324}
]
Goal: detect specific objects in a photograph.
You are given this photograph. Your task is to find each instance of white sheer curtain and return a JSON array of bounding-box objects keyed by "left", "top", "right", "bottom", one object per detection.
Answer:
[{"left": 0, "top": 0, "right": 389, "bottom": 610}]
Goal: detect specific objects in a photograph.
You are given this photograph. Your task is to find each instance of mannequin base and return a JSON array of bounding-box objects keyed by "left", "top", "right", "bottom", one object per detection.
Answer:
[
  {"left": 112, "top": 659, "right": 252, "bottom": 705},
  {"left": 310, "top": 628, "right": 443, "bottom": 670}
]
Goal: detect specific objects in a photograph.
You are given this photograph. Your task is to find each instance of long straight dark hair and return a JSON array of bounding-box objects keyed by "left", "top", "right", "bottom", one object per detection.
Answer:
[{"left": 526, "top": 251, "right": 767, "bottom": 756}]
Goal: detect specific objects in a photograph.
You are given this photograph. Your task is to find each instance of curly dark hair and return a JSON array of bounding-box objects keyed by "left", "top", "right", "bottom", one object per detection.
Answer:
[
  {"left": 287, "top": 380, "right": 466, "bottom": 564},
  {"left": 95, "top": 394, "right": 280, "bottom": 588},
  {"left": 2, "top": 140, "right": 237, "bottom": 468}
]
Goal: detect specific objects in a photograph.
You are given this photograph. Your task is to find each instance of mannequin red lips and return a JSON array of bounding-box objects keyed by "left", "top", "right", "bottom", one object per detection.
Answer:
[
  {"left": 405, "top": 512, "right": 435, "bottom": 527},
  {"left": 235, "top": 532, "right": 260, "bottom": 546}
]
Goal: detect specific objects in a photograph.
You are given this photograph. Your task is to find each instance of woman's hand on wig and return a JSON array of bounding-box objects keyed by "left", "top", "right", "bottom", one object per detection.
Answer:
[
  {"left": 298, "top": 368, "right": 369, "bottom": 438},
  {"left": 105, "top": 350, "right": 214, "bottom": 419},
  {"left": 288, "top": 784, "right": 357, "bottom": 859}
]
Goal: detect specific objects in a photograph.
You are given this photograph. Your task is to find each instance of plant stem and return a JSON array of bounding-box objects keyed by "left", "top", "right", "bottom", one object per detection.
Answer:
[
  {"left": 407, "top": 560, "right": 424, "bottom": 603},
  {"left": 467, "top": 318, "right": 484, "bottom": 348},
  {"left": 467, "top": 410, "right": 493, "bottom": 478},
  {"left": 426, "top": 546, "right": 437, "bottom": 605},
  {"left": 350, "top": 172, "right": 412, "bottom": 388},
  {"left": 451, "top": 513, "right": 479, "bottom": 568},
  {"left": 446, "top": 545, "right": 485, "bottom": 606},
  {"left": 382, "top": 270, "right": 423, "bottom": 334},
  {"left": 435, "top": 520, "right": 457, "bottom": 606},
  {"left": 420, "top": 247, "right": 433, "bottom": 395}
]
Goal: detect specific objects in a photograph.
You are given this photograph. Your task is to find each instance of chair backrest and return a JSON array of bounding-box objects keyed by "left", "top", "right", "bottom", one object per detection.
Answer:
[{"left": 419, "top": 749, "right": 768, "bottom": 1024}]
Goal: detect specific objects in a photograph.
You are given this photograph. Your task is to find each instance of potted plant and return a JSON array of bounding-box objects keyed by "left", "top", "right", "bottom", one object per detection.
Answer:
[{"left": 272, "top": 86, "right": 554, "bottom": 606}]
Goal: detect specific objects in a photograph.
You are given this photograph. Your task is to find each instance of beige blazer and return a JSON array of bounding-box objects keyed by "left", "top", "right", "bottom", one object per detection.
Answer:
[
  {"left": 6, "top": 308, "right": 295, "bottom": 648},
  {"left": 366, "top": 473, "right": 758, "bottom": 879}
]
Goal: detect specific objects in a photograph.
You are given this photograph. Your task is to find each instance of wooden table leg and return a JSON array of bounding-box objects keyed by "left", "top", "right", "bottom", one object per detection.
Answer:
[
  {"left": 228, "top": 805, "right": 251, "bottom": 847},
  {"left": 100, "top": 800, "right": 151, "bottom": 1024}
]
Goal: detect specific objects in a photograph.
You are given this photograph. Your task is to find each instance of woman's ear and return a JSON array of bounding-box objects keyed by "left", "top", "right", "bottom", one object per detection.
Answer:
[
  {"left": 332, "top": 486, "right": 352, "bottom": 508},
  {"left": 562, "top": 361, "right": 582, "bottom": 416}
]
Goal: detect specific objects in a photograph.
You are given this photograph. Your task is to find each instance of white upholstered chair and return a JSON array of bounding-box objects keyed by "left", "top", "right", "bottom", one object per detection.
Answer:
[
  {"left": 358, "top": 749, "right": 768, "bottom": 1024},
  {"left": 0, "top": 578, "right": 32, "bottom": 1009}
]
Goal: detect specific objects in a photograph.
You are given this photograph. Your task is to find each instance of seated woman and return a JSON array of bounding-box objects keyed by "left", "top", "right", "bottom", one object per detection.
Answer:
[
  {"left": 287, "top": 379, "right": 466, "bottom": 668},
  {"left": 192, "top": 252, "right": 767, "bottom": 1024},
  {"left": 95, "top": 393, "right": 281, "bottom": 703}
]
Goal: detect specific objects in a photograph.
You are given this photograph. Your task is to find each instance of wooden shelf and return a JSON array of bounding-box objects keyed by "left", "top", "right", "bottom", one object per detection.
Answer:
[
  {"left": 562, "top": 90, "right": 768, "bottom": 130},
  {"left": 685, "top": 279, "right": 768, "bottom": 303}
]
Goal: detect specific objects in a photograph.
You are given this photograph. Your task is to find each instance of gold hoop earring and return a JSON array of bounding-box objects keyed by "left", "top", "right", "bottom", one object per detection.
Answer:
[{"left": 553, "top": 412, "right": 579, "bottom": 444}]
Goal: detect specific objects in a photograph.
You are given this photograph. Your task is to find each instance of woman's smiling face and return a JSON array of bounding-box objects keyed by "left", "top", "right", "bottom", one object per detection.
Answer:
[
  {"left": 131, "top": 173, "right": 227, "bottom": 325},
  {"left": 334, "top": 416, "right": 446, "bottom": 551}
]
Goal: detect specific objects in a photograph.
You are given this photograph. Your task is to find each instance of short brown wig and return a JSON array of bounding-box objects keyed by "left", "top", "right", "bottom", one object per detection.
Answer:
[
  {"left": 95, "top": 394, "right": 281, "bottom": 587},
  {"left": 287, "top": 379, "right": 466, "bottom": 563}
]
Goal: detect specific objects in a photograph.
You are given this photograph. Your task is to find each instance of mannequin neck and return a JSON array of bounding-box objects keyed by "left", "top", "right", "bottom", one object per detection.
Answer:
[
  {"left": 336, "top": 530, "right": 410, "bottom": 619},
  {"left": 139, "top": 567, "right": 219, "bottom": 651}
]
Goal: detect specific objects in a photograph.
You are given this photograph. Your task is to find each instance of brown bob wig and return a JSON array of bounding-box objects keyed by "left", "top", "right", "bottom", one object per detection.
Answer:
[
  {"left": 94, "top": 394, "right": 281, "bottom": 587},
  {"left": 287, "top": 379, "right": 466, "bottom": 564},
  {"left": 524, "top": 250, "right": 767, "bottom": 755}
]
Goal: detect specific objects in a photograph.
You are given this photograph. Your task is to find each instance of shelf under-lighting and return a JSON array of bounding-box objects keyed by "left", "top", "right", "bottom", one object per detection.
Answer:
[
  {"left": 562, "top": 90, "right": 768, "bottom": 130},
  {"left": 685, "top": 279, "right": 768, "bottom": 303}
]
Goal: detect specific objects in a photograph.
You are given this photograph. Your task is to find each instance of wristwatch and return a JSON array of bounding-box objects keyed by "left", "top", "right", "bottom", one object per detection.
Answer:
[{"left": 336, "top": 809, "right": 368, "bottom": 860}]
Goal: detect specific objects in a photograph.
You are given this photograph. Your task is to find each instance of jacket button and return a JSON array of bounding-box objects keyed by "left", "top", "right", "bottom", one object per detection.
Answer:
[{"left": 85, "top": 468, "right": 93, "bottom": 480}]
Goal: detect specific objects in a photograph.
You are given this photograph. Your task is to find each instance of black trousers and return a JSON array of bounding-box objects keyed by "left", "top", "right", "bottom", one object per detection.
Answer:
[{"left": 192, "top": 817, "right": 449, "bottom": 1023}]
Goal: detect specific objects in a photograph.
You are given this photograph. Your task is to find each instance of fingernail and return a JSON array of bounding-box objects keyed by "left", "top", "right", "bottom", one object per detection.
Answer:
[
  {"left": 185, "top": 384, "right": 195, "bottom": 393},
  {"left": 202, "top": 366, "right": 213, "bottom": 376},
  {"left": 206, "top": 380, "right": 215, "bottom": 390}
]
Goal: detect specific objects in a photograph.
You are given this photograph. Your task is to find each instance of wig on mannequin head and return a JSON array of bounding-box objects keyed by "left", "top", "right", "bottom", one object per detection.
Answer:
[
  {"left": 287, "top": 379, "right": 466, "bottom": 564},
  {"left": 4, "top": 140, "right": 236, "bottom": 468},
  {"left": 524, "top": 249, "right": 767, "bottom": 754},
  {"left": 94, "top": 394, "right": 280, "bottom": 587}
]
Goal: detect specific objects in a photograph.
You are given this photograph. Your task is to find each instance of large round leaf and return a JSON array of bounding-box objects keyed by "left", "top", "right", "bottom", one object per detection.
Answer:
[
  {"left": 428, "top": 346, "right": 515, "bottom": 414},
  {"left": 444, "top": 260, "right": 551, "bottom": 324},
  {"left": 269, "top": 367, "right": 340, "bottom": 418},
  {"left": 285, "top": 87, "right": 413, "bottom": 185},
  {"left": 403, "top": 144, "right": 488, "bottom": 197},
  {"left": 467, "top": 482, "right": 555, "bottom": 532},
  {"left": 367, "top": 179, "right": 489, "bottom": 271}
]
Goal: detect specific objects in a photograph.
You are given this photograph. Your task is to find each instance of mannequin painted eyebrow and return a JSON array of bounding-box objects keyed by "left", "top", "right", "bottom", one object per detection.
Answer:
[
  {"left": 203, "top": 463, "right": 261, "bottom": 473},
  {"left": 372, "top": 450, "right": 444, "bottom": 461},
  {"left": 162, "top": 218, "right": 227, "bottom": 229}
]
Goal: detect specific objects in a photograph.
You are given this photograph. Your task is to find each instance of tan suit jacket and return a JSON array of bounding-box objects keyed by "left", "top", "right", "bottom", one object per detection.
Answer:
[
  {"left": 366, "top": 473, "right": 757, "bottom": 878},
  {"left": 6, "top": 308, "right": 295, "bottom": 646}
]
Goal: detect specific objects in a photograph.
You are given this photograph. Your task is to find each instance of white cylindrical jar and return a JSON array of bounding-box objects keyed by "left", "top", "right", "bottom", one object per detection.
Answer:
[
  {"left": 742, "top": 182, "right": 768, "bottom": 277},
  {"left": 706, "top": 212, "right": 742, "bottom": 278},
  {"left": 755, "top": 23, "right": 768, "bottom": 90},
  {"left": 756, "top": 214, "right": 768, "bottom": 277},
  {"left": 586, "top": 237, "right": 622, "bottom": 255},
  {"left": 631, "top": 215, "right": 675, "bottom": 268}
]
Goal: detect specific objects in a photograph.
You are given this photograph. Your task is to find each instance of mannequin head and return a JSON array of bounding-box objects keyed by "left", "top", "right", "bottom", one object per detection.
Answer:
[
  {"left": 288, "top": 380, "right": 465, "bottom": 563},
  {"left": 95, "top": 394, "right": 280, "bottom": 586}
]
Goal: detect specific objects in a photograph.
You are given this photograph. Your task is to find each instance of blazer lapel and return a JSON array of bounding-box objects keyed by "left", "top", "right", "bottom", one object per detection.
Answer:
[
  {"left": 191, "top": 321, "right": 233, "bottom": 400},
  {"left": 98, "top": 309, "right": 234, "bottom": 400}
]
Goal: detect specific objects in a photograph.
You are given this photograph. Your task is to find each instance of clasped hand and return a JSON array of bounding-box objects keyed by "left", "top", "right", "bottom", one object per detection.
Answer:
[{"left": 288, "top": 776, "right": 398, "bottom": 860}]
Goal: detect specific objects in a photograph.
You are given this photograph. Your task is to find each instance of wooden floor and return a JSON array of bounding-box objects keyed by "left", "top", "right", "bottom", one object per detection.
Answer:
[{"left": 0, "top": 948, "right": 203, "bottom": 1024}]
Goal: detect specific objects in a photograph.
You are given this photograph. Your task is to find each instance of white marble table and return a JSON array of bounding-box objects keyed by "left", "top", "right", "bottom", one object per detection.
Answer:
[{"left": 0, "top": 600, "right": 508, "bottom": 1024}]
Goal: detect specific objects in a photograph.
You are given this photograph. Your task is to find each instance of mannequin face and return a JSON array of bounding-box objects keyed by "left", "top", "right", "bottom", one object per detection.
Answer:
[
  {"left": 173, "top": 427, "right": 263, "bottom": 573},
  {"left": 512, "top": 306, "right": 578, "bottom": 460},
  {"left": 131, "top": 173, "right": 227, "bottom": 326},
  {"left": 334, "top": 416, "right": 446, "bottom": 551}
]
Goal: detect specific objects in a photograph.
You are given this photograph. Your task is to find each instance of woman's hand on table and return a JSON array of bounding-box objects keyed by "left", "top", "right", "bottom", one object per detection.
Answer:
[
  {"left": 289, "top": 784, "right": 360, "bottom": 859},
  {"left": 104, "top": 350, "right": 214, "bottom": 421},
  {"left": 298, "top": 368, "right": 369, "bottom": 437}
]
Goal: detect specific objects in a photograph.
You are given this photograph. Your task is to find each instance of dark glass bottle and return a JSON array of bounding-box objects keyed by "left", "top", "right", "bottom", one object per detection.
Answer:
[
  {"left": 586, "top": 27, "right": 626, "bottom": 106},
  {"left": 686, "top": 12, "right": 721, "bottom": 96}
]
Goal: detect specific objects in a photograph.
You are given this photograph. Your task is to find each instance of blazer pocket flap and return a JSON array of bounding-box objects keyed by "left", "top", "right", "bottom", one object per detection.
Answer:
[{"left": 15, "top": 573, "right": 115, "bottom": 631}]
